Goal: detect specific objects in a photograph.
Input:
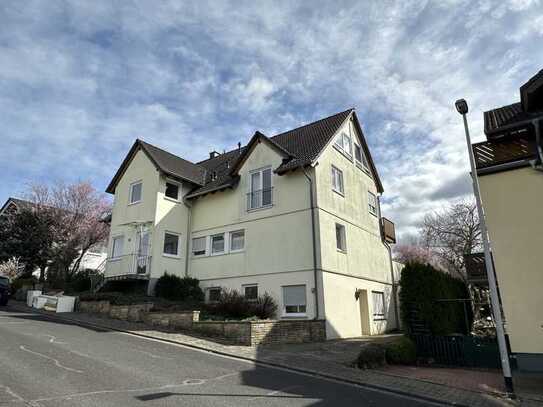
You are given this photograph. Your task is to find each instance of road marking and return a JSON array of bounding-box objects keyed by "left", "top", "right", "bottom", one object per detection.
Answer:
[
  {"left": 29, "top": 371, "right": 241, "bottom": 403},
  {"left": 247, "top": 385, "right": 303, "bottom": 401},
  {"left": 41, "top": 334, "right": 67, "bottom": 345},
  {"left": 0, "top": 385, "right": 26, "bottom": 403},
  {"left": 19, "top": 345, "right": 84, "bottom": 374}
]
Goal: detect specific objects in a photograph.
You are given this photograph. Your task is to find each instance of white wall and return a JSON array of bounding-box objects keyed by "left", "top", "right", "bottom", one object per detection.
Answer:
[{"left": 313, "top": 116, "right": 397, "bottom": 338}]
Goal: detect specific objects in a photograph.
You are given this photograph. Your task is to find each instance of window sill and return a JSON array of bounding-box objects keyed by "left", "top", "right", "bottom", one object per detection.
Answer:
[
  {"left": 332, "top": 189, "right": 345, "bottom": 197},
  {"left": 229, "top": 249, "right": 245, "bottom": 254},
  {"left": 162, "top": 253, "right": 181, "bottom": 259},
  {"left": 210, "top": 251, "right": 226, "bottom": 257},
  {"left": 109, "top": 257, "right": 123, "bottom": 262},
  {"left": 247, "top": 204, "right": 273, "bottom": 213},
  {"left": 281, "top": 313, "right": 308, "bottom": 319},
  {"left": 164, "top": 196, "right": 180, "bottom": 203},
  {"left": 373, "top": 317, "right": 387, "bottom": 321},
  {"left": 369, "top": 211, "right": 378, "bottom": 218},
  {"left": 337, "top": 249, "right": 347, "bottom": 254},
  {"left": 128, "top": 201, "right": 141, "bottom": 206}
]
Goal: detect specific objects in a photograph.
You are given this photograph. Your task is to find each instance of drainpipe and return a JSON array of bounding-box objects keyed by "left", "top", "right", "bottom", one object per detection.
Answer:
[
  {"left": 183, "top": 188, "right": 192, "bottom": 278},
  {"left": 377, "top": 195, "right": 400, "bottom": 330},
  {"left": 302, "top": 168, "right": 320, "bottom": 320},
  {"left": 531, "top": 118, "right": 543, "bottom": 171}
]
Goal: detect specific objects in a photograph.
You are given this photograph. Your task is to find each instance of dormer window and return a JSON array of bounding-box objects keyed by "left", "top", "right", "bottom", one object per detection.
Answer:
[{"left": 165, "top": 181, "right": 179, "bottom": 200}]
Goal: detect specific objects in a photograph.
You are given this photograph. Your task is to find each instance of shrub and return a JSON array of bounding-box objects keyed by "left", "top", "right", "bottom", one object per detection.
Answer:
[
  {"left": 65, "top": 272, "right": 92, "bottom": 294},
  {"left": 399, "top": 262, "right": 473, "bottom": 335},
  {"left": 205, "top": 289, "right": 278, "bottom": 320},
  {"left": 385, "top": 337, "right": 417, "bottom": 365},
  {"left": 356, "top": 344, "right": 387, "bottom": 369},
  {"left": 154, "top": 274, "right": 204, "bottom": 302},
  {"left": 251, "top": 292, "right": 278, "bottom": 319}
]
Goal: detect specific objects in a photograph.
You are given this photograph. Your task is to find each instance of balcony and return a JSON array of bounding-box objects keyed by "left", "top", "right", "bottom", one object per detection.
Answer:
[
  {"left": 247, "top": 187, "right": 273, "bottom": 211},
  {"left": 381, "top": 217, "right": 396, "bottom": 244},
  {"left": 105, "top": 253, "right": 152, "bottom": 279}
]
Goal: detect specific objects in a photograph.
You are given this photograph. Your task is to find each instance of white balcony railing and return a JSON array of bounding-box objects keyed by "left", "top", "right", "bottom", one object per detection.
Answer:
[{"left": 105, "top": 253, "right": 152, "bottom": 278}]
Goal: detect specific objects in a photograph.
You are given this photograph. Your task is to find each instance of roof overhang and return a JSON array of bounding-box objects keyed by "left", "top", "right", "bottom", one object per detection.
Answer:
[{"left": 105, "top": 140, "right": 204, "bottom": 194}]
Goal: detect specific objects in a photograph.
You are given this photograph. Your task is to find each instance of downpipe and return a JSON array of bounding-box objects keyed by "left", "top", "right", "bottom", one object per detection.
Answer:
[
  {"left": 530, "top": 118, "right": 543, "bottom": 171},
  {"left": 183, "top": 192, "right": 192, "bottom": 278},
  {"left": 378, "top": 195, "right": 400, "bottom": 330},
  {"left": 303, "top": 168, "right": 320, "bottom": 320}
]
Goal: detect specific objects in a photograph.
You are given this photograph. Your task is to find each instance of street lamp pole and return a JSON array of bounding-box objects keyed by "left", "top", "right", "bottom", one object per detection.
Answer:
[{"left": 455, "top": 99, "right": 514, "bottom": 395}]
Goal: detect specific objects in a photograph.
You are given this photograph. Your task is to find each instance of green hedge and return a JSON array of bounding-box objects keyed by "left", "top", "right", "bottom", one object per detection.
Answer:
[{"left": 399, "top": 262, "right": 473, "bottom": 335}]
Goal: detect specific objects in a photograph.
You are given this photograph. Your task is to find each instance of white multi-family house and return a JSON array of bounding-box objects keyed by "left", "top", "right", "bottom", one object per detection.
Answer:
[{"left": 104, "top": 109, "right": 399, "bottom": 339}]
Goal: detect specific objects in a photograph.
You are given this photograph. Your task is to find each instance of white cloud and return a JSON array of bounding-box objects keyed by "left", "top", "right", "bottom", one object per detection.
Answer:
[{"left": 0, "top": 0, "right": 542, "bottom": 239}]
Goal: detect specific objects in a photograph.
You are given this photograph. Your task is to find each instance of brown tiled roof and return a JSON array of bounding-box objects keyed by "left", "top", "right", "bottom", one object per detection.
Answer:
[
  {"left": 472, "top": 136, "right": 536, "bottom": 170},
  {"left": 108, "top": 109, "right": 384, "bottom": 198},
  {"left": 187, "top": 108, "right": 385, "bottom": 198},
  {"left": 106, "top": 139, "right": 206, "bottom": 193}
]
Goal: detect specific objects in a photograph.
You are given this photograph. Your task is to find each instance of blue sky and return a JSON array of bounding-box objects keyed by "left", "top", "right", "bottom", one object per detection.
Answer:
[{"left": 1, "top": 1, "right": 542, "bottom": 238}]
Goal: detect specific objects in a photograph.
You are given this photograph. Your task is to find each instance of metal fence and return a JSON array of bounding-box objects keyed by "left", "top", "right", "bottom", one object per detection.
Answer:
[{"left": 412, "top": 334, "right": 500, "bottom": 368}]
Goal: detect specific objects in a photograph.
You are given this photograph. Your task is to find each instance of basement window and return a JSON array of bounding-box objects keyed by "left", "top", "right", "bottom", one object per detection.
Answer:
[{"left": 282, "top": 285, "right": 307, "bottom": 316}]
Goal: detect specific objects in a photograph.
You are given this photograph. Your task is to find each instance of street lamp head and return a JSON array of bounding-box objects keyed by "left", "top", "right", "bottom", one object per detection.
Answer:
[{"left": 455, "top": 99, "right": 469, "bottom": 115}]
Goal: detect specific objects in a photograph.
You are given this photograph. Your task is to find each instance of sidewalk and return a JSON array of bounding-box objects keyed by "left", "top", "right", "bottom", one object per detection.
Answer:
[{"left": 10, "top": 302, "right": 532, "bottom": 407}]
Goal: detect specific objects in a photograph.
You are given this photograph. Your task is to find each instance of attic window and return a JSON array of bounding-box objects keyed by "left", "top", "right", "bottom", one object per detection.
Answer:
[
  {"left": 354, "top": 144, "right": 370, "bottom": 172},
  {"left": 211, "top": 171, "right": 218, "bottom": 181},
  {"left": 165, "top": 182, "right": 179, "bottom": 200}
]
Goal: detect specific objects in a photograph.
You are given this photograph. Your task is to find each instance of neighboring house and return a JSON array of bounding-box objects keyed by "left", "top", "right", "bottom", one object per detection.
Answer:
[
  {"left": 0, "top": 197, "right": 108, "bottom": 275},
  {"left": 471, "top": 69, "right": 543, "bottom": 372},
  {"left": 104, "top": 109, "right": 398, "bottom": 339}
]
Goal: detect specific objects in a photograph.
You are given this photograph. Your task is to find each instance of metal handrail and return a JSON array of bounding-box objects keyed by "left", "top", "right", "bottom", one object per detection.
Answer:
[{"left": 247, "top": 187, "right": 273, "bottom": 210}]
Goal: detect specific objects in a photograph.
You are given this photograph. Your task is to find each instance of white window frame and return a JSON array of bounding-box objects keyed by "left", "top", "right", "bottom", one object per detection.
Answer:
[
  {"left": 331, "top": 165, "right": 344, "bottom": 196},
  {"left": 248, "top": 166, "right": 273, "bottom": 211},
  {"left": 282, "top": 284, "right": 307, "bottom": 317},
  {"left": 229, "top": 230, "right": 245, "bottom": 253},
  {"left": 111, "top": 235, "right": 124, "bottom": 259},
  {"left": 211, "top": 233, "right": 226, "bottom": 255},
  {"left": 163, "top": 231, "right": 181, "bottom": 258},
  {"left": 164, "top": 179, "right": 181, "bottom": 202},
  {"left": 334, "top": 131, "right": 353, "bottom": 159},
  {"left": 192, "top": 236, "right": 208, "bottom": 257},
  {"left": 336, "top": 223, "right": 347, "bottom": 253},
  {"left": 368, "top": 191, "right": 378, "bottom": 216},
  {"left": 354, "top": 143, "right": 370, "bottom": 173},
  {"left": 129, "top": 181, "right": 143, "bottom": 205},
  {"left": 243, "top": 284, "right": 258, "bottom": 302},
  {"left": 207, "top": 287, "right": 221, "bottom": 303},
  {"left": 372, "top": 291, "right": 386, "bottom": 320}
]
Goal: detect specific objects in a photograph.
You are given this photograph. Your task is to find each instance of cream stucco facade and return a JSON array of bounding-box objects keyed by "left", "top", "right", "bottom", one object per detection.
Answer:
[
  {"left": 478, "top": 167, "right": 543, "bottom": 369},
  {"left": 105, "top": 113, "right": 398, "bottom": 339}
]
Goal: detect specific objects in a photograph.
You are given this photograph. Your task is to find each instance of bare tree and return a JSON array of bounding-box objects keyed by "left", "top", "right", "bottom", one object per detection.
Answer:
[{"left": 420, "top": 200, "right": 481, "bottom": 281}]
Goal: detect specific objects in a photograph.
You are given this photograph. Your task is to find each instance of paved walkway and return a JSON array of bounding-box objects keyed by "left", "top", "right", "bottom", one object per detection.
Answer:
[{"left": 11, "top": 302, "right": 539, "bottom": 407}]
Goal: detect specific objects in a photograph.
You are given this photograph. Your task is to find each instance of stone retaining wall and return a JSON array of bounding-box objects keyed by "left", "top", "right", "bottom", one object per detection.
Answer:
[
  {"left": 142, "top": 311, "right": 200, "bottom": 330},
  {"left": 78, "top": 300, "right": 325, "bottom": 345},
  {"left": 191, "top": 320, "right": 325, "bottom": 345}
]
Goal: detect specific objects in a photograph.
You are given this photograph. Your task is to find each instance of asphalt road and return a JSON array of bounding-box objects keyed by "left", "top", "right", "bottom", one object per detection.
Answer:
[{"left": 0, "top": 306, "right": 439, "bottom": 406}]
